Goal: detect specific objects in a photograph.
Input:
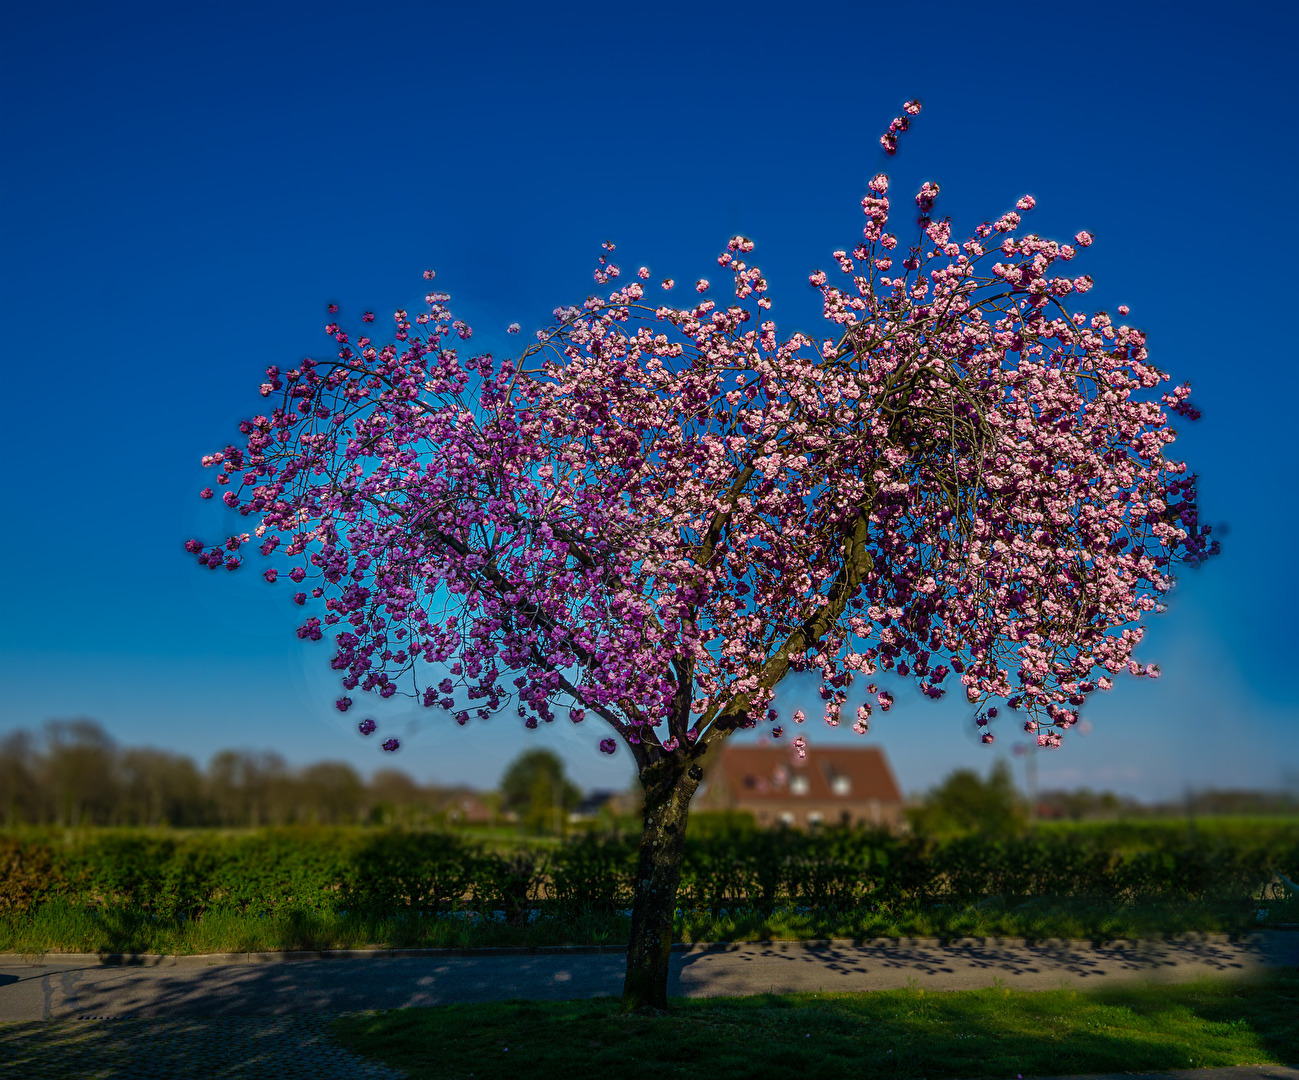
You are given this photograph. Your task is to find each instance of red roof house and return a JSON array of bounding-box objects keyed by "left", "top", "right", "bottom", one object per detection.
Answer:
[{"left": 700, "top": 741, "right": 905, "bottom": 829}]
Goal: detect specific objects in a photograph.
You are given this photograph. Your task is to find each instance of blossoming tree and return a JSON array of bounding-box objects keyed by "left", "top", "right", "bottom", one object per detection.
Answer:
[{"left": 190, "top": 102, "right": 1216, "bottom": 1008}]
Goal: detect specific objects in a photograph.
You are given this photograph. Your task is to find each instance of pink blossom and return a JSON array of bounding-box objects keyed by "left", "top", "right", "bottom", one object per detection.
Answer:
[{"left": 193, "top": 101, "right": 1214, "bottom": 777}]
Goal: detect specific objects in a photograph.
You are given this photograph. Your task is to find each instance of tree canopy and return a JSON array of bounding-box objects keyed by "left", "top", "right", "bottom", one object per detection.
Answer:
[
  {"left": 190, "top": 101, "right": 1213, "bottom": 768},
  {"left": 190, "top": 101, "right": 1216, "bottom": 1007}
]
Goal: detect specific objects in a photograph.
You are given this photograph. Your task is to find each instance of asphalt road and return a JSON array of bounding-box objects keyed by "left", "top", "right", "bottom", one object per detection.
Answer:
[{"left": 3, "top": 933, "right": 1297, "bottom": 1021}]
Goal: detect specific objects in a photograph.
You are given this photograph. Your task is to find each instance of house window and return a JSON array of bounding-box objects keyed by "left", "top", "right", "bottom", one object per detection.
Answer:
[
  {"left": 790, "top": 775, "right": 810, "bottom": 796},
  {"left": 831, "top": 775, "right": 851, "bottom": 796},
  {"left": 779, "top": 811, "right": 796, "bottom": 826},
  {"left": 808, "top": 812, "right": 823, "bottom": 826}
]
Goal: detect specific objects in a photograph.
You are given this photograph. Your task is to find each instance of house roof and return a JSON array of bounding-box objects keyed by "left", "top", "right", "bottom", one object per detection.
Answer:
[{"left": 712, "top": 743, "right": 903, "bottom": 804}]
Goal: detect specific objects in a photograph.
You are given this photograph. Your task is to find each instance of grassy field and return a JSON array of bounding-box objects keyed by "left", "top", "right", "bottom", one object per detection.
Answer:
[
  {"left": 333, "top": 973, "right": 1299, "bottom": 1080},
  {"left": 3, "top": 895, "right": 1293, "bottom": 956}
]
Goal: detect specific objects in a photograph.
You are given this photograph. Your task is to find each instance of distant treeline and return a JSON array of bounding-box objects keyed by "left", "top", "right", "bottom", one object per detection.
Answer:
[
  {"left": 906, "top": 762, "right": 1299, "bottom": 839},
  {"left": 1034, "top": 787, "right": 1299, "bottom": 821},
  {"left": 3, "top": 720, "right": 1295, "bottom": 831},
  {"left": 0, "top": 720, "right": 490, "bottom": 828}
]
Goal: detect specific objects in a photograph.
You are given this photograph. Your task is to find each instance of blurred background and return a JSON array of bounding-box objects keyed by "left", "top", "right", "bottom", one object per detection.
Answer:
[{"left": 2, "top": 0, "right": 1296, "bottom": 811}]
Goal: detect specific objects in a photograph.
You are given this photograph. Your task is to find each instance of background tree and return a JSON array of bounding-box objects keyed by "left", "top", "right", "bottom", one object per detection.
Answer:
[
  {"left": 118, "top": 748, "right": 210, "bottom": 827},
  {"left": 43, "top": 720, "right": 120, "bottom": 826},
  {"left": 297, "top": 761, "right": 365, "bottom": 824},
  {"left": 207, "top": 749, "right": 291, "bottom": 827},
  {"left": 190, "top": 102, "right": 1217, "bottom": 1008},
  {"left": 499, "top": 748, "right": 580, "bottom": 834},
  {"left": 908, "top": 761, "right": 1026, "bottom": 838},
  {"left": 366, "top": 767, "right": 428, "bottom": 825},
  {"left": 0, "top": 731, "right": 41, "bottom": 827}
]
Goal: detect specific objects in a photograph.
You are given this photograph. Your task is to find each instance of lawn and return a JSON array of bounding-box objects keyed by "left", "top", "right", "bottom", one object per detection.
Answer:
[{"left": 333, "top": 973, "right": 1299, "bottom": 1080}]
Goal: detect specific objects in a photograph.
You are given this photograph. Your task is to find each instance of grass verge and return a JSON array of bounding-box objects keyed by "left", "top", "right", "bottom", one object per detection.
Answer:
[
  {"left": 333, "top": 974, "right": 1299, "bottom": 1080},
  {"left": 2, "top": 895, "right": 1292, "bottom": 956}
]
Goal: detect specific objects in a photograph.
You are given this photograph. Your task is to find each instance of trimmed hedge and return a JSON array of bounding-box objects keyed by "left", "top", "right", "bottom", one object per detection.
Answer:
[{"left": 2, "top": 821, "right": 1295, "bottom": 922}]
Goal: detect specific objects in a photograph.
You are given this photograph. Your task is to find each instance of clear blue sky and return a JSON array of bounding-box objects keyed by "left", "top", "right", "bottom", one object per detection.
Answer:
[{"left": 2, "top": 1, "right": 1295, "bottom": 800}]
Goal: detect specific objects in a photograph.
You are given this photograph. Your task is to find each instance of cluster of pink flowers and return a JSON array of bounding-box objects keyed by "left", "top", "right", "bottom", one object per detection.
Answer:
[{"left": 189, "top": 102, "right": 1214, "bottom": 761}]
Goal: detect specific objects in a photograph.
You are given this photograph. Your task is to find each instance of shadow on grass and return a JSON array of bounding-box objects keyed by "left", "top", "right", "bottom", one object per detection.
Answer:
[
  {"left": 0, "top": 900, "right": 638, "bottom": 956},
  {"left": 1, "top": 894, "right": 1293, "bottom": 958},
  {"left": 333, "top": 973, "right": 1299, "bottom": 1080}
]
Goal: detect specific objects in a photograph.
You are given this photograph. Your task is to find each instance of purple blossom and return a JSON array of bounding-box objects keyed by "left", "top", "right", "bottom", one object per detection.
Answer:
[{"left": 192, "top": 97, "right": 1213, "bottom": 804}]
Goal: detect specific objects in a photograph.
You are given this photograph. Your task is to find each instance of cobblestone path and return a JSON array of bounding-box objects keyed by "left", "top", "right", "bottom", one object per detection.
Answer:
[{"left": 0, "top": 1014, "right": 406, "bottom": 1079}]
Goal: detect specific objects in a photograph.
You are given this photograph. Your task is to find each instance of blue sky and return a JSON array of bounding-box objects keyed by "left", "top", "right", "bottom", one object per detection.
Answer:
[{"left": 2, "top": 1, "right": 1295, "bottom": 800}]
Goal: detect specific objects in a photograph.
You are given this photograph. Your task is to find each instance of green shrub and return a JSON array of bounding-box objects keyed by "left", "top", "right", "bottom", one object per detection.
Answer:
[{"left": 1, "top": 820, "right": 1294, "bottom": 929}]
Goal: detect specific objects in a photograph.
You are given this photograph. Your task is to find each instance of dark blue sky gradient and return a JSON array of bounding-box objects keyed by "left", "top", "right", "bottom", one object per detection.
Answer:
[{"left": 2, "top": 1, "right": 1295, "bottom": 798}]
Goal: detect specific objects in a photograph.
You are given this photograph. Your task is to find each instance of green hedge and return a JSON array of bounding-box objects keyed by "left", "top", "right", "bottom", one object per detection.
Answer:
[{"left": 2, "top": 821, "right": 1296, "bottom": 923}]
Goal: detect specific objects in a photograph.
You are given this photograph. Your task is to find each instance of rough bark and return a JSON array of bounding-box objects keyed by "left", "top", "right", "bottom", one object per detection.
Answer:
[{"left": 620, "top": 755, "right": 702, "bottom": 1010}]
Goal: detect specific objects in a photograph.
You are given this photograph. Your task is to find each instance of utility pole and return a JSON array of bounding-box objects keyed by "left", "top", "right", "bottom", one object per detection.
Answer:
[
  {"left": 1027, "top": 747, "right": 1038, "bottom": 824},
  {"left": 1015, "top": 743, "right": 1039, "bottom": 824}
]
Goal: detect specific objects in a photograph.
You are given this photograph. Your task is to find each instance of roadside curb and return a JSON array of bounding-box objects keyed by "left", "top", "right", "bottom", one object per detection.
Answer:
[{"left": 3, "top": 931, "right": 1290, "bottom": 967}]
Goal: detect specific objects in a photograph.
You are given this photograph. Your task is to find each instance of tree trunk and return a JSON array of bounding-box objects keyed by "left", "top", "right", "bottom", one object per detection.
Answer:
[{"left": 621, "top": 756, "right": 701, "bottom": 1011}]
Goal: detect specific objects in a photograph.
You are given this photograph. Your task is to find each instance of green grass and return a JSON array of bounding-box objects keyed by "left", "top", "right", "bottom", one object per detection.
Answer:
[
  {"left": 4, "top": 894, "right": 1293, "bottom": 956},
  {"left": 333, "top": 974, "right": 1299, "bottom": 1080},
  {"left": 675, "top": 894, "right": 1296, "bottom": 944},
  {"left": 0, "top": 900, "right": 632, "bottom": 955}
]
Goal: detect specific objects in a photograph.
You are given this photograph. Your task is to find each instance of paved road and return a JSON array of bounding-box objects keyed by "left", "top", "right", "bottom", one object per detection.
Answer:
[
  {"left": 2, "top": 938, "right": 1296, "bottom": 1079},
  {"left": 3, "top": 934, "right": 1296, "bottom": 1021},
  {"left": 0, "top": 1015, "right": 406, "bottom": 1079}
]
